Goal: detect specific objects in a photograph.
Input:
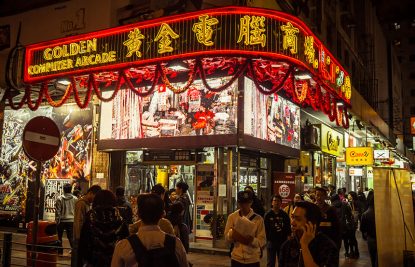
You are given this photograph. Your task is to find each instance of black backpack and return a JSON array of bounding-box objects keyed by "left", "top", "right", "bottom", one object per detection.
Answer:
[{"left": 127, "top": 234, "right": 180, "bottom": 267}]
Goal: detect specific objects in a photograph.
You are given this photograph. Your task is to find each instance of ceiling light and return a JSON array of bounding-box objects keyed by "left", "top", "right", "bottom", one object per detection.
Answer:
[
  {"left": 57, "top": 79, "right": 71, "bottom": 86},
  {"left": 169, "top": 65, "right": 188, "bottom": 71},
  {"left": 294, "top": 70, "right": 312, "bottom": 80}
]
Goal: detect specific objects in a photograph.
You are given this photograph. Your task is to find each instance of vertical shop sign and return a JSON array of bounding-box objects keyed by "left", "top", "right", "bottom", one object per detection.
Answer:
[
  {"left": 43, "top": 179, "right": 68, "bottom": 221},
  {"left": 320, "top": 124, "right": 343, "bottom": 157},
  {"left": 411, "top": 117, "right": 415, "bottom": 135},
  {"left": 272, "top": 172, "right": 295, "bottom": 208}
]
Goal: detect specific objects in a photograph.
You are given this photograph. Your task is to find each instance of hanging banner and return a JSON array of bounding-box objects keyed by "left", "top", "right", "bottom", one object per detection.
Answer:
[
  {"left": 43, "top": 179, "right": 69, "bottom": 221},
  {"left": 346, "top": 147, "right": 374, "bottom": 166},
  {"left": 272, "top": 172, "right": 296, "bottom": 208},
  {"left": 24, "top": 7, "right": 351, "bottom": 103},
  {"left": 320, "top": 124, "right": 344, "bottom": 157}
]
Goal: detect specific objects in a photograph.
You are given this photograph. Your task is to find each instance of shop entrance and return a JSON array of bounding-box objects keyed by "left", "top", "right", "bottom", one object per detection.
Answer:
[{"left": 123, "top": 149, "right": 226, "bottom": 247}]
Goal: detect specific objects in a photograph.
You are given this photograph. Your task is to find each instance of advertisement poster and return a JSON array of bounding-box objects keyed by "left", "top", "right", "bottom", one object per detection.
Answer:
[
  {"left": 0, "top": 104, "right": 93, "bottom": 216},
  {"left": 272, "top": 172, "right": 296, "bottom": 208},
  {"left": 244, "top": 77, "right": 300, "bottom": 149},
  {"left": 43, "top": 179, "right": 68, "bottom": 221},
  {"left": 195, "top": 165, "right": 214, "bottom": 239},
  {"left": 99, "top": 77, "right": 238, "bottom": 140}
]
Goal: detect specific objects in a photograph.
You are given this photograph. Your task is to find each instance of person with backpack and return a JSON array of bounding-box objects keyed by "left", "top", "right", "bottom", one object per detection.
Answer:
[
  {"left": 224, "top": 190, "right": 266, "bottom": 267},
  {"left": 111, "top": 193, "right": 189, "bottom": 267}
]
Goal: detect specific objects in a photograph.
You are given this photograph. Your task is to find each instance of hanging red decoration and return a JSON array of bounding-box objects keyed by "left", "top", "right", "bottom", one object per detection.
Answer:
[
  {"left": 44, "top": 82, "right": 73, "bottom": 107},
  {"left": 71, "top": 77, "right": 93, "bottom": 109},
  {"left": 342, "top": 105, "right": 350, "bottom": 129},
  {"left": 336, "top": 105, "right": 343, "bottom": 126},
  {"left": 294, "top": 80, "right": 308, "bottom": 103},
  {"left": 8, "top": 56, "right": 350, "bottom": 128},
  {"left": 198, "top": 58, "right": 248, "bottom": 92},
  {"left": 26, "top": 84, "right": 44, "bottom": 111},
  {"left": 160, "top": 62, "right": 197, "bottom": 94}
]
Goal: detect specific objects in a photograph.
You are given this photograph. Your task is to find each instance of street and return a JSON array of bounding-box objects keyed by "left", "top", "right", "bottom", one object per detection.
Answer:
[{"left": 1, "top": 230, "right": 371, "bottom": 266}]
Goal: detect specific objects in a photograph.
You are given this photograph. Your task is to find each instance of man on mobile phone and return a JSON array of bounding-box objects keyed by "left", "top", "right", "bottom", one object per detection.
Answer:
[
  {"left": 225, "top": 190, "right": 266, "bottom": 267},
  {"left": 279, "top": 201, "right": 339, "bottom": 267}
]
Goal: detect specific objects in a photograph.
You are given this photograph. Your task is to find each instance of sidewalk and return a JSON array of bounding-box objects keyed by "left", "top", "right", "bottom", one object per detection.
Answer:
[{"left": 1, "top": 230, "right": 371, "bottom": 266}]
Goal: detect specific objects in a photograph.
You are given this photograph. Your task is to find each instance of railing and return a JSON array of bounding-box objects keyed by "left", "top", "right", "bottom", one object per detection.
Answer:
[{"left": 0, "top": 232, "right": 71, "bottom": 267}]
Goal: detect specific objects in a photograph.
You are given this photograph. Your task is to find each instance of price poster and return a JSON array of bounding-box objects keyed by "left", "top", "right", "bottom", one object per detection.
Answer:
[{"left": 272, "top": 172, "right": 296, "bottom": 208}]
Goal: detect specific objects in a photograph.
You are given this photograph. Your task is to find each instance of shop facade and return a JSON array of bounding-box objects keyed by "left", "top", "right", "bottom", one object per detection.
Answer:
[
  {"left": 299, "top": 111, "right": 345, "bottom": 191},
  {"left": 2, "top": 7, "right": 352, "bottom": 247}
]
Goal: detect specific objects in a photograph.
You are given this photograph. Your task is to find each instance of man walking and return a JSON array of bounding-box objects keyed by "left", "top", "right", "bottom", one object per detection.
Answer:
[
  {"left": 72, "top": 185, "right": 101, "bottom": 267},
  {"left": 264, "top": 195, "right": 291, "bottom": 267},
  {"left": 225, "top": 190, "right": 266, "bottom": 267},
  {"left": 55, "top": 183, "right": 77, "bottom": 255}
]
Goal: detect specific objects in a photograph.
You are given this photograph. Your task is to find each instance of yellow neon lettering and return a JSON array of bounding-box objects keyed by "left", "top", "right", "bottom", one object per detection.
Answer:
[
  {"left": 52, "top": 46, "right": 62, "bottom": 59},
  {"left": 86, "top": 38, "right": 97, "bottom": 52},
  {"left": 154, "top": 23, "right": 179, "bottom": 54},
  {"left": 281, "top": 22, "right": 299, "bottom": 54},
  {"left": 237, "top": 15, "right": 266, "bottom": 47},
  {"left": 192, "top": 15, "right": 219, "bottom": 46},
  {"left": 70, "top": 43, "right": 79, "bottom": 56},
  {"left": 75, "top": 57, "right": 82, "bottom": 67},
  {"left": 79, "top": 41, "right": 87, "bottom": 54},
  {"left": 304, "top": 36, "right": 315, "bottom": 65},
  {"left": 44, "top": 48, "right": 52, "bottom": 60},
  {"left": 109, "top": 51, "right": 116, "bottom": 62},
  {"left": 123, "top": 28, "right": 145, "bottom": 57}
]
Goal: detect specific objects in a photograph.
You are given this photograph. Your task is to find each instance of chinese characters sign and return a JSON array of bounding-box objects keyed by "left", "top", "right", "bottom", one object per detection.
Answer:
[
  {"left": 24, "top": 7, "right": 351, "bottom": 103},
  {"left": 346, "top": 147, "right": 374, "bottom": 166}
]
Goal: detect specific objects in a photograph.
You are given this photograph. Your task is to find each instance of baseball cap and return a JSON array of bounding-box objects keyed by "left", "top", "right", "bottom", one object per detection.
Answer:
[{"left": 237, "top": 190, "right": 253, "bottom": 203}]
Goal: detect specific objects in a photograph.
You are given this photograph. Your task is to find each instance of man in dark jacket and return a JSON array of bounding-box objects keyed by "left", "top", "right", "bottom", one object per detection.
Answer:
[
  {"left": 264, "top": 195, "right": 291, "bottom": 267},
  {"left": 55, "top": 183, "right": 77, "bottom": 254},
  {"left": 315, "top": 187, "right": 341, "bottom": 250},
  {"left": 115, "top": 186, "right": 133, "bottom": 224},
  {"left": 279, "top": 201, "right": 339, "bottom": 267},
  {"left": 245, "top": 186, "right": 265, "bottom": 217},
  {"left": 330, "top": 194, "right": 355, "bottom": 257}
]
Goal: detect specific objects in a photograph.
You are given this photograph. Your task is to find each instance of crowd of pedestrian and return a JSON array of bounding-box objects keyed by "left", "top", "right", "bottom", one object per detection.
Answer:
[
  {"left": 224, "top": 185, "right": 376, "bottom": 267},
  {"left": 54, "top": 180, "right": 376, "bottom": 267}
]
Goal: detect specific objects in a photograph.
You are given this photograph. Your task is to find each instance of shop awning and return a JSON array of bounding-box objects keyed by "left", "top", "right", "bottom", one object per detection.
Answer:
[{"left": 8, "top": 6, "right": 351, "bottom": 128}]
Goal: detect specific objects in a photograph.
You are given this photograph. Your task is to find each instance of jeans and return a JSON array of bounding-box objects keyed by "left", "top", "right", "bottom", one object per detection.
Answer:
[
  {"left": 266, "top": 242, "right": 281, "bottom": 267},
  {"left": 57, "top": 221, "right": 73, "bottom": 254},
  {"left": 231, "top": 260, "right": 260, "bottom": 267}
]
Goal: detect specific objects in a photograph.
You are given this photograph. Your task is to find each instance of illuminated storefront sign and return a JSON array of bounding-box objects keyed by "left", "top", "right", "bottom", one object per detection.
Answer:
[
  {"left": 320, "top": 124, "right": 343, "bottom": 157},
  {"left": 374, "top": 149, "right": 390, "bottom": 161},
  {"left": 24, "top": 7, "right": 351, "bottom": 103},
  {"left": 346, "top": 147, "right": 374, "bottom": 166},
  {"left": 244, "top": 77, "right": 300, "bottom": 149}
]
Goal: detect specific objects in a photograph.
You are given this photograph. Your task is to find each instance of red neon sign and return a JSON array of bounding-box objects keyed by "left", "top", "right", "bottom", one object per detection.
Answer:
[{"left": 24, "top": 6, "right": 351, "bottom": 103}]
